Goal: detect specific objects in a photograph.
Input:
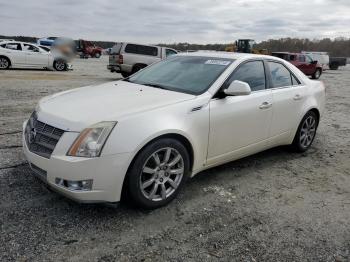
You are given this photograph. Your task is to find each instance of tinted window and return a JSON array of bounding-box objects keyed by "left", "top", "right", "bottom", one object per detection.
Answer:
[
  {"left": 225, "top": 61, "right": 266, "bottom": 91},
  {"left": 268, "top": 62, "right": 292, "bottom": 88},
  {"left": 166, "top": 49, "right": 177, "bottom": 57},
  {"left": 5, "top": 43, "right": 22, "bottom": 51},
  {"left": 125, "top": 44, "right": 158, "bottom": 56},
  {"left": 298, "top": 55, "right": 305, "bottom": 62}
]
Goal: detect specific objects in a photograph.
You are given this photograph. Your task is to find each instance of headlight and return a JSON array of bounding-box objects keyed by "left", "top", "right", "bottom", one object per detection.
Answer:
[{"left": 67, "top": 121, "right": 116, "bottom": 157}]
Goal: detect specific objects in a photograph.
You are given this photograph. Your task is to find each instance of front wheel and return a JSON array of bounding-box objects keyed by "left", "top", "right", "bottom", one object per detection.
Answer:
[
  {"left": 312, "top": 68, "right": 322, "bottom": 79},
  {"left": 291, "top": 111, "right": 318, "bottom": 152},
  {"left": 94, "top": 52, "right": 101, "bottom": 58},
  {"left": 54, "top": 60, "right": 67, "bottom": 71},
  {"left": 127, "top": 138, "right": 190, "bottom": 209}
]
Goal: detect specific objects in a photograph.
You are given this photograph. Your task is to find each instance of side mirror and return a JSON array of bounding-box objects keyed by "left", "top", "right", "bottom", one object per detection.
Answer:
[
  {"left": 311, "top": 60, "right": 317, "bottom": 65},
  {"left": 224, "top": 80, "right": 251, "bottom": 96}
]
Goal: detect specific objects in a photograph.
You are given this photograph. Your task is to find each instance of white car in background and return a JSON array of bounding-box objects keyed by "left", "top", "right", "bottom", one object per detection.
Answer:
[
  {"left": 0, "top": 41, "right": 70, "bottom": 71},
  {"left": 23, "top": 52, "right": 325, "bottom": 209}
]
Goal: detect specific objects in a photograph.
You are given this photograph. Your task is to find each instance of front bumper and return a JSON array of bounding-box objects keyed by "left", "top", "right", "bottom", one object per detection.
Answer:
[{"left": 22, "top": 121, "right": 132, "bottom": 203}]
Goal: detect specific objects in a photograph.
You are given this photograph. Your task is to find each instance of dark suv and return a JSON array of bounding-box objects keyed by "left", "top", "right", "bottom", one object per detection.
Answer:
[{"left": 272, "top": 52, "right": 322, "bottom": 79}]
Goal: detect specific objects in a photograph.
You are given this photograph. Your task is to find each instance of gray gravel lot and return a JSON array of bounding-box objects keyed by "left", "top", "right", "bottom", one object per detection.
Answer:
[{"left": 0, "top": 56, "right": 349, "bottom": 262}]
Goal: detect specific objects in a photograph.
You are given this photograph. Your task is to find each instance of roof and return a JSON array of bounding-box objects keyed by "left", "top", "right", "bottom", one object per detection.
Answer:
[{"left": 178, "top": 51, "right": 280, "bottom": 61}]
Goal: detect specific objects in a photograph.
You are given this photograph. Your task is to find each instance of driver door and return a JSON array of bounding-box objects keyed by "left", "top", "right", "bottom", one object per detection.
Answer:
[
  {"left": 207, "top": 60, "right": 273, "bottom": 165},
  {"left": 23, "top": 44, "right": 49, "bottom": 68}
]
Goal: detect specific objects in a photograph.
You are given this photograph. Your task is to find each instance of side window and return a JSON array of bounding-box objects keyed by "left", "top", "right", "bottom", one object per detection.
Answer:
[
  {"left": 124, "top": 44, "right": 158, "bottom": 56},
  {"left": 23, "top": 44, "right": 39, "bottom": 52},
  {"left": 268, "top": 62, "right": 293, "bottom": 88},
  {"left": 225, "top": 61, "right": 266, "bottom": 91},
  {"left": 166, "top": 49, "right": 177, "bottom": 57},
  {"left": 305, "top": 55, "right": 313, "bottom": 63},
  {"left": 298, "top": 55, "right": 305, "bottom": 62},
  {"left": 5, "top": 43, "right": 22, "bottom": 51}
]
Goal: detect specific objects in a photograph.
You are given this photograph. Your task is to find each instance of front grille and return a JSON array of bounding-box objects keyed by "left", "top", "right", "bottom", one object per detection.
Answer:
[{"left": 25, "top": 112, "right": 65, "bottom": 158}]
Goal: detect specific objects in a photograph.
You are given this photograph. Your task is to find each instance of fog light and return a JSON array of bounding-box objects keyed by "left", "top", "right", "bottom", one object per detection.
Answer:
[{"left": 55, "top": 178, "right": 93, "bottom": 191}]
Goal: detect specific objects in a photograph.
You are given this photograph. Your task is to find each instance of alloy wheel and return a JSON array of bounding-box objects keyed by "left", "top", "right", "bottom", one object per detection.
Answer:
[
  {"left": 300, "top": 115, "right": 316, "bottom": 148},
  {"left": 140, "top": 147, "right": 184, "bottom": 202},
  {"left": 0, "top": 58, "right": 9, "bottom": 69},
  {"left": 55, "top": 61, "right": 65, "bottom": 71}
]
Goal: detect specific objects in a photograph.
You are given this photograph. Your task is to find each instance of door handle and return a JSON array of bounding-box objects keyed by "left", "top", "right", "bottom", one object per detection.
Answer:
[
  {"left": 259, "top": 102, "right": 272, "bottom": 109},
  {"left": 293, "top": 94, "right": 302, "bottom": 101}
]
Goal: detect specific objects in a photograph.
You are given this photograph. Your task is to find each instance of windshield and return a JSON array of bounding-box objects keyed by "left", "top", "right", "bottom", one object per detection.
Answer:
[{"left": 127, "top": 56, "right": 234, "bottom": 95}]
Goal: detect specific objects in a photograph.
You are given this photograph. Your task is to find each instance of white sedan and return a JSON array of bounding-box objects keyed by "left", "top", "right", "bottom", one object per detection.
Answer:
[
  {"left": 0, "top": 41, "right": 69, "bottom": 71},
  {"left": 23, "top": 52, "right": 325, "bottom": 209}
]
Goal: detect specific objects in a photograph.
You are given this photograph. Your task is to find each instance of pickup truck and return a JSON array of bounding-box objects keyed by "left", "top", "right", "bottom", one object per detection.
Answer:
[
  {"left": 107, "top": 43, "right": 177, "bottom": 77},
  {"left": 271, "top": 52, "right": 323, "bottom": 79},
  {"left": 329, "top": 57, "right": 347, "bottom": 70}
]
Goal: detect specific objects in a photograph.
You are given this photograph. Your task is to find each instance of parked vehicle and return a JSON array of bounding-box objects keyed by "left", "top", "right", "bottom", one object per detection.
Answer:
[
  {"left": 23, "top": 52, "right": 325, "bottom": 208},
  {"left": 76, "top": 39, "right": 103, "bottom": 58},
  {"left": 329, "top": 57, "right": 347, "bottom": 70},
  {"left": 302, "top": 51, "right": 329, "bottom": 70},
  {"left": 37, "top": 37, "right": 58, "bottom": 47},
  {"left": 107, "top": 42, "right": 177, "bottom": 77},
  {"left": 271, "top": 52, "right": 322, "bottom": 79},
  {"left": 0, "top": 41, "right": 71, "bottom": 71},
  {"left": 0, "top": 39, "right": 14, "bottom": 42}
]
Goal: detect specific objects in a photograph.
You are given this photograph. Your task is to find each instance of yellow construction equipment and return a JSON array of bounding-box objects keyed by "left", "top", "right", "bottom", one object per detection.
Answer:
[{"left": 225, "top": 39, "right": 268, "bottom": 55}]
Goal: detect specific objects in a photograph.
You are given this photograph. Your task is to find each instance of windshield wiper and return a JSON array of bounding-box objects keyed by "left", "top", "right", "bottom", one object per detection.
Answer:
[{"left": 142, "top": 83, "right": 168, "bottom": 90}]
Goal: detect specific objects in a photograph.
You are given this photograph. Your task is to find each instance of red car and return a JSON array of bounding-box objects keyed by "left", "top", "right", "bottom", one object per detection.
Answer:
[{"left": 272, "top": 52, "right": 322, "bottom": 79}]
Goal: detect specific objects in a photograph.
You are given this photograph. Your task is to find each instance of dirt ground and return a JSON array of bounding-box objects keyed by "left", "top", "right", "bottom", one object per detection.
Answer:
[{"left": 0, "top": 57, "right": 349, "bottom": 262}]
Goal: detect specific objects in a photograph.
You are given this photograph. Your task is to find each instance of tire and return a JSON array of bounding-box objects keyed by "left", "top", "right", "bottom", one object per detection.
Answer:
[
  {"left": 291, "top": 111, "right": 319, "bottom": 152},
  {"left": 0, "top": 56, "right": 10, "bottom": 69},
  {"left": 127, "top": 138, "right": 190, "bottom": 209},
  {"left": 312, "top": 68, "right": 322, "bottom": 79},
  {"left": 94, "top": 52, "right": 101, "bottom": 58},
  {"left": 121, "top": 71, "right": 130, "bottom": 78},
  {"left": 54, "top": 60, "right": 67, "bottom": 71}
]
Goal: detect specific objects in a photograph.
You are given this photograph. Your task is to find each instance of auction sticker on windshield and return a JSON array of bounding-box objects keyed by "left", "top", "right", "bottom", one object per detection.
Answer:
[{"left": 204, "top": 60, "right": 231, "bottom": 66}]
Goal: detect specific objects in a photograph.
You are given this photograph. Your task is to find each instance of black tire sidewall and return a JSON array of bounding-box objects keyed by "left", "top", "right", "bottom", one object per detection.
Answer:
[
  {"left": 0, "top": 57, "right": 10, "bottom": 69},
  {"left": 292, "top": 111, "right": 318, "bottom": 152},
  {"left": 312, "top": 69, "right": 321, "bottom": 79},
  {"left": 127, "top": 138, "right": 190, "bottom": 209},
  {"left": 54, "top": 60, "right": 67, "bottom": 71}
]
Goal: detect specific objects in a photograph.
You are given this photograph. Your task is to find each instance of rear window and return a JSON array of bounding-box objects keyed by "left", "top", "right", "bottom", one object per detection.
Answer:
[
  {"left": 125, "top": 44, "right": 158, "bottom": 56},
  {"left": 111, "top": 43, "right": 122, "bottom": 55}
]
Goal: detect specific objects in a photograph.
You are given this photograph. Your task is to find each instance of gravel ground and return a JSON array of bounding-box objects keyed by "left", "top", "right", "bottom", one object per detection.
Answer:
[{"left": 0, "top": 57, "right": 349, "bottom": 262}]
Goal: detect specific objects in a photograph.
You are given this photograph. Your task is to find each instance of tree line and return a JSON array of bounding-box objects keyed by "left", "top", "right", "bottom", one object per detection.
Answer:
[
  {"left": 159, "top": 38, "right": 350, "bottom": 57},
  {"left": 1, "top": 35, "right": 349, "bottom": 57}
]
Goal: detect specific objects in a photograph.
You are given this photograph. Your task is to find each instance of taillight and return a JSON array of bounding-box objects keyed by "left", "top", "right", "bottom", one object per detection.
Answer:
[{"left": 118, "top": 54, "right": 123, "bottom": 64}]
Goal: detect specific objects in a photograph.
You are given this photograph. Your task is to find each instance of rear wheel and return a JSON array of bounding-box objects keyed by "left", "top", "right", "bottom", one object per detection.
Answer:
[
  {"left": 0, "top": 57, "right": 10, "bottom": 69},
  {"left": 127, "top": 138, "right": 190, "bottom": 209},
  {"left": 312, "top": 68, "right": 322, "bottom": 79},
  {"left": 132, "top": 64, "right": 146, "bottom": 74},
  {"left": 291, "top": 111, "right": 318, "bottom": 152},
  {"left": 54, "top": 60, "right": 67, "bottom": 71},
  {"left": 94, "top": 52, "right": 101, "bottom": 58}
]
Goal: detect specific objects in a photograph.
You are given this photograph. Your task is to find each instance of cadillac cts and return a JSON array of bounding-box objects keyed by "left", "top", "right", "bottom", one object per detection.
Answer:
[{"left": 23, "top": 52, "right": 325, "bottom": 209}]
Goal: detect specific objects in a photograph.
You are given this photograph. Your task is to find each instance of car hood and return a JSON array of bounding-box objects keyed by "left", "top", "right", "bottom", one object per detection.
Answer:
[{"left": 36, "top": 81, "right": 195, "bottom": 131}]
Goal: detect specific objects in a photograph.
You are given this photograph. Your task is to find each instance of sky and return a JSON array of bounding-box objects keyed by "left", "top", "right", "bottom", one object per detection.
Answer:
[{"left": 0, "top": 0, "right": 349, "bottom": 44}]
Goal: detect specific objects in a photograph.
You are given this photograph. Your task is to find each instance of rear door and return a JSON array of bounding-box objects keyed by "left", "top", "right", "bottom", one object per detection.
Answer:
[
  {"left": 266, "top": 60, "right": 306, "bottom": 142},
  {"left": 1, "top": 42, "right": 26, "bottom": 66},
  {"left": 23, "top": 44, "right": 49, "bottom": 67}
]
